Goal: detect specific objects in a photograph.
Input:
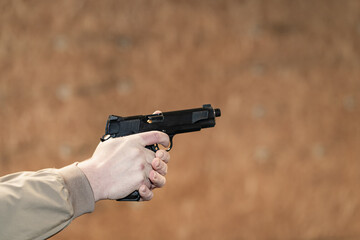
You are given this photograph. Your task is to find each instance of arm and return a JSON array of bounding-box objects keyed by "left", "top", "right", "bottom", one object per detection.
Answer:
[
  {"left": 0, "top": 131, "right": 170, "bottom": 240},
  {"left": 0, "top": 166, "right": 91, "bottom": 240}
]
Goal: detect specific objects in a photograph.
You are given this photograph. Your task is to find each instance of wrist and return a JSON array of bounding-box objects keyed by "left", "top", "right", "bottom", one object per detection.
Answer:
[
  {"left": 58, "top": 163, "right": 95, "bottom": 217},
  {"left": 77, "top": 160, "right": 104, "bottom": 202}
]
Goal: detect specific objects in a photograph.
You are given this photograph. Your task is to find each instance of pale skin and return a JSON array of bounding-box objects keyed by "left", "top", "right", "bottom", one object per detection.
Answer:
[{"left": 78, "top": 130, "right": 170, "bottom": 202}]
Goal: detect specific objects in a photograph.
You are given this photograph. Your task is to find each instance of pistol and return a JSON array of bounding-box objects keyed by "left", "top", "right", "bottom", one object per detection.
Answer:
[{"left": 100, "top": 104, "right": 221, "bottom": 201}]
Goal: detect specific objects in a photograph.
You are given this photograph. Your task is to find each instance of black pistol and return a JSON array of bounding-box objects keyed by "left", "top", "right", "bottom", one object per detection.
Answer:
[{"left": 101, "top": 104, "right": 221, "bottom": 201}]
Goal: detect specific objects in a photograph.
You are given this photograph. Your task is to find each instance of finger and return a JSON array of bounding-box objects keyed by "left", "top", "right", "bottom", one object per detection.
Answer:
[
  {"left": 156, "top": 150, "right": 170, "bottom": 163},
  {"left": 143, "top": 147, "right": 157, "bottom": 164},
  {"left": 152, "top": 158, "right": 168, "bottom": 176},
  {"left": 137, "top": 131, "right": 170, "bottom": 148},
  {"left": 150, "top": 170, "right": 166, "bottom": 188},
  {"left": 139, "top": 185, "right": 154, "bottom": 201}
]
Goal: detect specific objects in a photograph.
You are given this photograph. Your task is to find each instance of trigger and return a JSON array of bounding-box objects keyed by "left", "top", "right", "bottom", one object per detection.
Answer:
[
  {"left": 152, "top": 144, "right": 160, "bottom": 152},
  {"left": 146, "top": 144, "right": 159, "bottom": 152}
]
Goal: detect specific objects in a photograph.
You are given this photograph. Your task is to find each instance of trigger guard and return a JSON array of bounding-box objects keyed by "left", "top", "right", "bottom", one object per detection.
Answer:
[
  {"left": 146, "top": 135, "right": 173, "bottom": 152},
  {"left": 166, "top": 136, "right": 174, "bottom": 151}
]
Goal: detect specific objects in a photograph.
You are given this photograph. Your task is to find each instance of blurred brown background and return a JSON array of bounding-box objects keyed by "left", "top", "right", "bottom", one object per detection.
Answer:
[{"left": 1, "top": 0, "right": 360, "bottom": 239}]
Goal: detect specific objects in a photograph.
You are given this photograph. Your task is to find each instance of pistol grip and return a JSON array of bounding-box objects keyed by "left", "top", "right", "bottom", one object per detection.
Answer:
[
  {"left": 116, "top": 145, "right": 157, "bottom": 202},
  {"left": 117, "top": 190, "right": 141, "bottom": 201}
]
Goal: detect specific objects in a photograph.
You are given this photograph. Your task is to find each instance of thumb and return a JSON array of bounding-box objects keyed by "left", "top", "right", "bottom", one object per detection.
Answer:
[{"left": 137, "top": 131, "right": 170, "bottom": 148}]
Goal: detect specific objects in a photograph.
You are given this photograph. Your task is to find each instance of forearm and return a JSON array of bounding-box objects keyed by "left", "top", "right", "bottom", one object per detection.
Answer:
[
  {"left": 0, "top": 132, "right": 169, "bottom": 239},
  {"left": 0, "top": 164, "right": 95, "bottom": 240}
]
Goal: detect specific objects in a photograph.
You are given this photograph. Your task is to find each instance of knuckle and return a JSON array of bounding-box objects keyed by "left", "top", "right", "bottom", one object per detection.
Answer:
[
  {"left": 158, "top": 160, "right": 165, "bottom": 171},
  {"left": 144, "top": 191, "right": 153, "bottom": 201},
  {"left": 152, "top": 131, "right": 161, "bottom": 143},
  {"left": 130, "top": 147, "right": 143, "bottom": 158},
  {"left": 158, "top": 163, "right": 166, "bottom": 175},
  {"left": 153, "top": 158, "right": 160, "bottom": 169},
  {"left": 163, "top": 164, "right": 168, "bottom": 175},
  {"left": 139, "top": 163, "right": 145, "bottom": 171},
  {"left": 163, "top": 151, "right": 170, "bottom": 162},
  {"left": 155, "top": 174, "right": 166, "bottom": 187}
]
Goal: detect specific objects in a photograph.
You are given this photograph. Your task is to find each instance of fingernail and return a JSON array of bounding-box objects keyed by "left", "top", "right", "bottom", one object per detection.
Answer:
[
  {"left": 153, "top": 172, "right": 157, "bottom": 180},
  {"left": 155, "top": 159, "right": 160, "bottom": 168},
  {"left": 140, "top": 185, "right": 146, "bottom": 193}
]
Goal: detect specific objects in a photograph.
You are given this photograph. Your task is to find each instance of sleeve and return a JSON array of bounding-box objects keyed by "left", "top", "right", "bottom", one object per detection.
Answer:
[{"left": 0, "top": 163, "right": 95, "bottom": 240}]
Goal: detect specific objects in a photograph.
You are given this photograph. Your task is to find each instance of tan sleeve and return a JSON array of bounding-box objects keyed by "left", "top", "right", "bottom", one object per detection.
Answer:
[{"left": 0, "top": 164, "right": 95, "bottom": 240}]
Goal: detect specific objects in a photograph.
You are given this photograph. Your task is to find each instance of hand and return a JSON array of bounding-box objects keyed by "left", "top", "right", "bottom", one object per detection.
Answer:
[
  {"left": 78, "top": 131, "right": 170, "bottom": 202},
  {"left": 138, "top": 148, "right": 170, "bottom": 200},
  {"left": 138, "top": 110, "right": 171, "bottom": 200}
]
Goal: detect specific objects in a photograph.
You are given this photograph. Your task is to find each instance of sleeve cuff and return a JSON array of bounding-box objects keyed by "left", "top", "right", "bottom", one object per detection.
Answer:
[{"left": 58, "top": 163, "right": 95, "bottom": 218}]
